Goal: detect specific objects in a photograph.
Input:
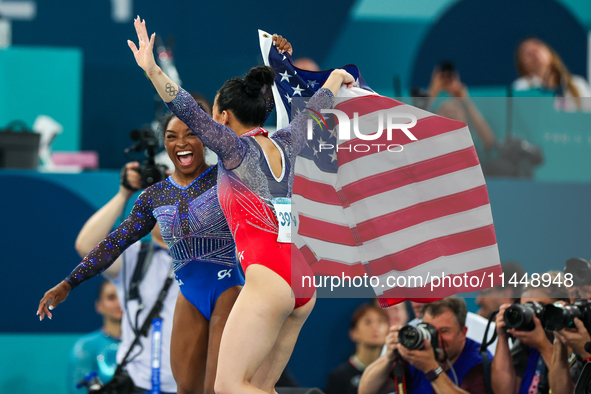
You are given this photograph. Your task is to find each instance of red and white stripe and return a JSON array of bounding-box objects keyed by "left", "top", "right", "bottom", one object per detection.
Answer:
[{"left": 292, "top": 87, "right": 502, "bottom": 306}]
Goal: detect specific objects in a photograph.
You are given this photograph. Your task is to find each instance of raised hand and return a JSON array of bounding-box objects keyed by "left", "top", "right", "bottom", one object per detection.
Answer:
[
  {"left": 127, "top": 16, "right": 158, "bottom": 76},
  {"left": 37, "top": 281, "right": 71, "bottom": 321},
  {"left": 322, "top": 69, "right": 356, "bottom": 97},
  {"left": 272, "top": 34, "right": 293, "bottom": 55}
]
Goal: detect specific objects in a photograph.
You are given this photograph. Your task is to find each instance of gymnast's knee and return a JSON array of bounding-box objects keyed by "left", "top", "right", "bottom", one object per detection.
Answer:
[
  {"left": 214, "top": 377, "right": 246, "bottom": 394},
  {"left": 214, "top": 378, "right": 229, "bottom": 394}
]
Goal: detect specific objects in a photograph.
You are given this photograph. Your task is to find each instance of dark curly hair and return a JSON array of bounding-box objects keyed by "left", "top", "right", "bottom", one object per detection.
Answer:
[{"left": 215, "top": 65, "right": 275, "bottom": 127}]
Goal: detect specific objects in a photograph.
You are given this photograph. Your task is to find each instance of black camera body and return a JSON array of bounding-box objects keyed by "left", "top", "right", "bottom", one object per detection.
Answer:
[
  {"left": 504, "top": 301, "right": 545, "bottom": 331},
  {"left": 123, "top": 128, "right": 167, "bottom": 190},
  {"left": 565, "top": 258, "right": 591, "bottom": 287},
  {"left": 544, "top": 300, "right": 591, "bottom": 331},
  {"left": 399, "top": 322, "right": 440, "bottom": 352}
]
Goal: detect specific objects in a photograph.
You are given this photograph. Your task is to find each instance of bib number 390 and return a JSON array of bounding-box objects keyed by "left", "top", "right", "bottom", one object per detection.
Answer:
[{"left": 272, "top": 198, "right": 298, "bottom": 243}]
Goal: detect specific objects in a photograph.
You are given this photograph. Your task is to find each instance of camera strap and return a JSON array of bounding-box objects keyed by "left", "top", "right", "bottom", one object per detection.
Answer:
[
  {"left": 391, "top": 350, "right": 408, "bottom": 394},
  {"left": 113, "top": 266, "right": 176, "bottom": 384},
  {"left": 128, "top": 242, "right": 154, "bottom": 301},
  {"left": 479, "top": 311, "right": 497, "bottom": 394}
]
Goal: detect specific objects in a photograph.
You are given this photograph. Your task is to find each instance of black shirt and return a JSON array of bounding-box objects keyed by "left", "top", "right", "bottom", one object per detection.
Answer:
[{"left": 325, "top": 358, "right": 364, "bottom": 394}]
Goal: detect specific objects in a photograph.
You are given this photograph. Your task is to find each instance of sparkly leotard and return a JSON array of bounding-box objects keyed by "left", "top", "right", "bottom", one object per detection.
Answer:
[
  {"left": 167, "top": 87, "right": 335, "bottom": 307},
  {"left": 65, "top": 166, "right": 243, "bottom": 320}
]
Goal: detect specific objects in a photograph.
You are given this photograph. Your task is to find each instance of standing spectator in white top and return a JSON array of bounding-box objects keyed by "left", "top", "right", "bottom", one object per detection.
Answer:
[
  {"left": 75, "top": 162, "right": 179, "bottom": 394},
  {"left": 512, "top": 37, "right": 591, "bottom": 112}
]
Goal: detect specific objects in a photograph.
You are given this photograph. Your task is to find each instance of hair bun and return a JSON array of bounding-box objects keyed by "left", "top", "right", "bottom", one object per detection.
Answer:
[{"left": 243, "top": 66, "right": 275, "bottom": 98}]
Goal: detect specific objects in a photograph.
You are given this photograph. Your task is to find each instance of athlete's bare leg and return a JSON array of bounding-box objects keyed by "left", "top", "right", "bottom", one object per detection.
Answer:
[
  {"left": 205, "top": 285, "right": 241, "bottom": 393},
  {"left": 171, "top": 285, "right": 241, "bottom": 394},
  {"left": 214, "top": 265, "right": 312, "bottom": 394},
  {"left": 171, "top": 292, "right": 208, "bottom": 394},
  {"left": 251, "top": 294, "right": 315, "bottom": 393}
]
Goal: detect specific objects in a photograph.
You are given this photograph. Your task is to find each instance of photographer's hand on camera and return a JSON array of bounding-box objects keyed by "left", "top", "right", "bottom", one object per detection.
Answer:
[
  {"left": 444, "top": 78, "right": 467, "bottom": 98},
  {"left": 507, "top": 315, "right": 552, "bottom": 357},
  {"left": 358, "top": 325, "right": 403, "bottom": 394},
  {"left": 120, "top": 161, "right": 142, "bottom": 195},
  {"left": 554, "top": 317, "right": 591, "bottom": 358},
  {"left": 495, "top": 304, "right": 510, "bottom": 339},
  {"left": 549, "top": 330, "right": 576, "bottom": 394},
  {"left": 397, "top": 339, "right": 440, "bottom": 373},
  {"left": 385, "top": 325, "right": 401, "bottom": 361}
]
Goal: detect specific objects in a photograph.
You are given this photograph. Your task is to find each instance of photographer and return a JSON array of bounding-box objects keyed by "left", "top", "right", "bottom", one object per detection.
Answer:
[
  {"left": 426, "top": 62, "right": 496, "bottom": 152},
  {"left": 74, "top": 161, "right": 179, "bottom": 393},
  {"left": 547, "top": 259, "right": 591, "bottom": 393},
  {"left": 491, "top": 273, "right": 569, "bottom": 394},
  {"left": 359, "top": 298, "right": 488, "bottom": 394},
  {"left": 548, "top": 323, "right": 579, "bottom": 394},
  {"left": 476, "top": 262, "right": 526, "bottom": 320}
]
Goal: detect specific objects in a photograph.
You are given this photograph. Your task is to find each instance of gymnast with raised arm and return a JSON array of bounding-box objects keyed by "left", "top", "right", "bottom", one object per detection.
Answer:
[{"left": 127, "top": 17, "right": 354, "bottom": 394}]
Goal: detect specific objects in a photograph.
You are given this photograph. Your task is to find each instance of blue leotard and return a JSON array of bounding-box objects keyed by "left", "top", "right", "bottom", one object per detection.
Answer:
[{"left": 65, "top": 165, "right": 243, "bottom": 320}]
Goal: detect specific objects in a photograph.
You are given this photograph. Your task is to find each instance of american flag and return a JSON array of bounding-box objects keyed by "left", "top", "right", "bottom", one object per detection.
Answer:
[{"left": 258, "top": 31, "right": 502, "bottom": 307}]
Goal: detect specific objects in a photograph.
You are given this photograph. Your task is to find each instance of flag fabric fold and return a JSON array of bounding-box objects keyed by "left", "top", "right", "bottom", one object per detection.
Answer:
[{"left": 258, "top": 30, "right": 502, "bottom": 307}]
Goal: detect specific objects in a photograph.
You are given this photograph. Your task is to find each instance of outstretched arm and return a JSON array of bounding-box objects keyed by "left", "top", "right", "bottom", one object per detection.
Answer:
[
  {"left": 37, "top": 190, "right": 156, "bottom": 320},
  {"left": 128, "top": 17, "right": 246, "bottom": 169},
  {"left": 75, "top": 162, "right": 142, "bottom": 279},
  {"left": 66, "top": 192, "right": 156, "bottom": 289}
]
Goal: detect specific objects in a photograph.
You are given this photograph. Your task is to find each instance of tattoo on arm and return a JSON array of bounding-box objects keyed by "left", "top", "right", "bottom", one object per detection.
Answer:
[{"left": 165, "top": 83, "right": 178, "bottom": 97}]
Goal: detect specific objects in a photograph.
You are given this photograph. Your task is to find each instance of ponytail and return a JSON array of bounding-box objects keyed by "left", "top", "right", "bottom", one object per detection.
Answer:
[{"left": 216, "top": 66, "right": 275, "bottom": 126}]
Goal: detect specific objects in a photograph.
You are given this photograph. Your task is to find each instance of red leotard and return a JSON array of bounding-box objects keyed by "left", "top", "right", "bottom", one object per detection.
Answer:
[{"left": 167, "top": 87, "right": 335, "bottom": 307}]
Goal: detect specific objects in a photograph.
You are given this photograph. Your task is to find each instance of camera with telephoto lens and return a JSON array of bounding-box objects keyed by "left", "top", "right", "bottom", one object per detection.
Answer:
[
  {"left": 123, "top": 128, "right": 167, "bottom": 190},
  {"left": 399, "top": 322, "right": 440, "bottom": 351},
  {"left": 503, "top": 301, "right": 545, "bottom": 331},
  {"left": 544, "top": 299, "right": 591, "bottom": 331},
  {"left": 565, "top": 258, "right": 591, "bottom": 287}
]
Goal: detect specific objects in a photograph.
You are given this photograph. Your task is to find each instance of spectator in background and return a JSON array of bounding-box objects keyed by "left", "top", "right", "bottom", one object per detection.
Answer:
[
  {"left": 513, "top": 37, "right": 591, "bottom": 112},
  {"left": 67, "top": 280, "right": 121, "bottom": 393},
  {"left": 491, "top": 272, "right": 570, "bottom": 394},
  {"left": 382, "top": 300, "right": 410, "bottom": 328},
  {"left": 190, "top": 91, "right": 212, "bottom": 116},
  {"left": 476, "top": 261, "right": 526, "bottom": 320},
  {"left": 427, "top": 62, "right": 497, "bottom": 152},
  {"left": 293, "top": 57, "right": 320, "bottom": 72},
  {"left": 359, "top": 297, "right": 489, "bottom": 394},
  {"left": 409, "top": 301, "right": 424, "bottom": 321},
  {"left": 325, "top": 302, "right": 389, "bottom": 394}
]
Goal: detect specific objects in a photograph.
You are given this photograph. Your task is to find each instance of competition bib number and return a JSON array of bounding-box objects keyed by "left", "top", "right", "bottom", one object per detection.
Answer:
[{"left": 272, "top": 197, "right": 298, "bottom": 243}]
